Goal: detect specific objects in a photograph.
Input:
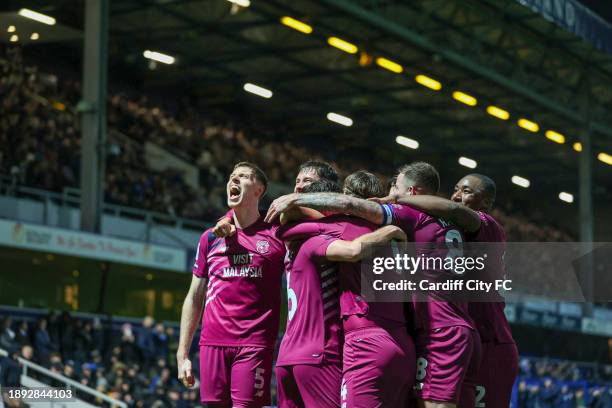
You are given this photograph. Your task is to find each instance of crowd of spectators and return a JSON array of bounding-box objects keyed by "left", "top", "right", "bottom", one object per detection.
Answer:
[
  {"left": 516, "top": 357, "right": 612, "bottom": 407},
  {"left": 0, "top": 313, "right": 200, "bottom": 407},
  {"left": 2, "top": 312, "right": 612, "bottom": 407},
  {"left": 0, "top": 47, "right": 203, "bottom": 219},
  {"left": 1, "top": 46, "right": 576, "bottom": 241}
]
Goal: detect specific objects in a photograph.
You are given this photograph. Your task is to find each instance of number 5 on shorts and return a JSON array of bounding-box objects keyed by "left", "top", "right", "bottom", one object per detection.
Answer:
[{"left": 254, "top": 368, "right": 265, "bottom": 397}]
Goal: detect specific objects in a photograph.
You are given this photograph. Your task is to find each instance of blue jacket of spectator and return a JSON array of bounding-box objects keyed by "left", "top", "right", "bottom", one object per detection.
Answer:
[{"left": 34, "top": 328, "right": 51, "bottom": 363}]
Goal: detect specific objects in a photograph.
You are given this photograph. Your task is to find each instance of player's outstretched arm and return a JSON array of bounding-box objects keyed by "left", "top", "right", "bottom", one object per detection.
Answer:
[
  {"left": 266, "top": 193, "right": 384, "bottom": 225},
  {"left": 373, "top": 194, "right": 481, "bottom": 233},
  {"left": 279, "top": 206, "right": 325, "bottom": 225},
  {"left": 325, "top": 225, "right": 407, "bottom": 262},
  {"left": 177, "top": 274, "right": 207, "bottom": 388}
]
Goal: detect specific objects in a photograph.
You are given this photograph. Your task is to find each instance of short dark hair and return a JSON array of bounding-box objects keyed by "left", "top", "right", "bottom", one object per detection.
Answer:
[
  {"left": 302, "top": 179, "right": 342, "bottom": 193},
  {"left": 397, "top": 161, "right": 440, "bottom": 193},
  {"left": 233, "top": 161, "right": 268, "bottom": 194},
  {"left": 343, "top": 170, "right": 385, "bottom": 199},
  {"left": 387, "top": 176, "right": 397, "bottom": 192},
  {"left": 298, "top": 160, "right": 339, "bottom": 184},
  {"left": 467, "top": 173, "right": 496, "bottom": 206}
]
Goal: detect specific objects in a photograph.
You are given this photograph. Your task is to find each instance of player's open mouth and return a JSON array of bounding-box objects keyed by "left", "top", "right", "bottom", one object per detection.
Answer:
[{"left": 229, "top": 185, "right": 241, "bottom": 200}]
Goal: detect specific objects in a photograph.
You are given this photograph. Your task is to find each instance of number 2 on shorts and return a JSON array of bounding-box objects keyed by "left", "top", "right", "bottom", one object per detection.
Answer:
[{"left": 475, "top": 385, "right": 486, "bottom": 407}]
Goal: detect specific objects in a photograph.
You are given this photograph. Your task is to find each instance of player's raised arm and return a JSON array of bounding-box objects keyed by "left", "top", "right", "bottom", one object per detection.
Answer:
[
  {"left": 176, "top": 274, "right": 207, "bottom": 388},
  {"left": 374, "top": 194, "right": 481, "bottom": 233},
  {"left": 325, "top": 225, "right": 407, "bottom": 262},
  {"left": 265, "top": 192, "right": 385, "bottom": 225},
  {"left": 279, "top": 206, "right": 325, "bottom": 225}
]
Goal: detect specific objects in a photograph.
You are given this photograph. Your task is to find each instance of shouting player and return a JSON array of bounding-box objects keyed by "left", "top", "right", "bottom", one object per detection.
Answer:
[
  {"left": 265, "top": 162, "right": 481, "bottom": 408},
  {"left": 213, "top": 160, "right": 338, "bottom": 237},
  {"left": 176, "top": 162, "right": 285, "bottom": 408},
  {"left": 274, "top": 177, "right": 408, "bottom": 408},
  {"left": 376, "top": 174, "right": 518, "bottom": 408}
]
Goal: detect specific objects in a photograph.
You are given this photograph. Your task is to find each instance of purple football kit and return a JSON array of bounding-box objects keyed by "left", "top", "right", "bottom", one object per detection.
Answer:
[
  {"left": 274, "top": 220, "right": 344, "bottom": 408},
  {"left": 458, "top": 212, "right": 518, "bottom": 408},
  {"left": 387, "top": 203, "right": 481, "bottom": 404},
  {"left": 192, "top": 218, "right": 285, "bottom": 407},
  {"left": 279, "top": 215, "right": 415, "bottom": 408}
]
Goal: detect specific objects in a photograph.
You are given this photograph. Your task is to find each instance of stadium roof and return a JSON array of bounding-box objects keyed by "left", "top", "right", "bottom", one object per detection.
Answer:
[{"left": 3, "top": 0, "right": 612, "bottom": 236}]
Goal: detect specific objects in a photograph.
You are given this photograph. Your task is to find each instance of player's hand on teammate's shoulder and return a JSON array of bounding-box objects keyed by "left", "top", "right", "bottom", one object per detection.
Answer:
[
  {"left": 213, "top": 217, "right": 236, "bottom": 237},
  {"left": 177, "top": 356, "right": 195, "bottom": 388},
  {"left": 265, "top": 193, "right": 299, "bottom": 223}
]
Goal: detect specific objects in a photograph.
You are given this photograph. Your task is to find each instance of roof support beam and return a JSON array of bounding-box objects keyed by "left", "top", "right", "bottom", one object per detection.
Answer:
[{"left": 318, "top": 0, "right": 612, "bottom": 138}]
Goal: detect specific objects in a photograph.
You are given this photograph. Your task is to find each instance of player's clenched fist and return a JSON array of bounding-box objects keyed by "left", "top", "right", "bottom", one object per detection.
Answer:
[
  {"left": 213, "top": 217, "right": 236, "bottom": 237},
  {"left": 177, "top": 356, "right": 195, "bottom": 388}
]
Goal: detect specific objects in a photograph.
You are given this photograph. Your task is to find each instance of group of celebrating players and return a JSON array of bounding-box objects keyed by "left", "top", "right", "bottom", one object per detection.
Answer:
[{"left": 175, "top": 159, "right": 519, "bottom": 408}]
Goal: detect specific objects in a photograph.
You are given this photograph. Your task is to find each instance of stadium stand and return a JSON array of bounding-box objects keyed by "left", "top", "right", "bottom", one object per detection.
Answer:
[
  {"left": 2, "top": 309, "right": 612, "bottom": 407},
  {"left": 0, "top": 47, "right": 575, "bottom": 242},
  {"left": 0, "top": 310, "right": 199, "bottom": 407},
  {"left": 0, "top": 0, "right": 612, "bottom": 408},
  {"left": 515, "top": 356, "right": 612, "bottom": 407}
]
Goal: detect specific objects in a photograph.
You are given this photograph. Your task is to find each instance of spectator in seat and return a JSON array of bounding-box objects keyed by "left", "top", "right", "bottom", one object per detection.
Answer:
[
  {"left": 19, "top": 344, "right": 33, "bottom": 362},
  {"left": 91, "top": 318, "right": 104, "bottom": 352},
  {"left": 59, "top": 312, "right": 75, "bottom": 359},
  {"left": 575, "top": 388, "right": 588, "bottom": 407},
  {"left": 0, "top": 317, "right": 16, "bottom": 350},
  {"left": 120, "top": 324, "right": 139, "bottom": 365},
  {"left": 34, "top": 318, "right": 52, "bottom": 366},
  {"left": 14, "top": 321, "right": 29, "bottom": 346},
  {"left": 153, "top": 322, "right": 168, "bottom": 360},
  {"left": 557, "top": 385, "right": 575, "bottom": 408},
  {"left": 596, "top": 386, "right": 612, "bottom": 407},
  {"left": 63, "top": 360, "right": 75, "bottom": 380},
  {"left": 136, "top": 316, "right": 156, "bottom": 369},
  {"left": 0, "top": 344, "right": 22, "bottom": 387},
  {"left": 538, "top": 378, "right": 560, "bottom": 408}
]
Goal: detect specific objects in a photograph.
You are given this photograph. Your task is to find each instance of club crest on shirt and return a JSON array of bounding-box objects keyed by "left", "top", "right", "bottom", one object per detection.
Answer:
[{"left": 256, "top": 240, "right": 270, "bottom": 254}]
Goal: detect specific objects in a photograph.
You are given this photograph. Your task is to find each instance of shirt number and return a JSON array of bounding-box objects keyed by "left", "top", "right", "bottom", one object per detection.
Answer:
[
  {"left": 287, "top": 272, "right": 298, "bottom": 321},
  {"left": 254, "top": 368, "right": 265, "bottom": 397},
  {"left": 445, "top": 229, "right": 464, "bottom": 261}
]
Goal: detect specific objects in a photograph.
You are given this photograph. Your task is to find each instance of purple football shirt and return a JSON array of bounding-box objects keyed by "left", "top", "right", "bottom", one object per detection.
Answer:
[
  {"left": 390, "top": 204, "right": 474, "bottom": 330},
  {"left": 467, "top": 212, "right": 514, "bottom": 343},
  {"left": 192, "top": 218, "right": 285, "bottom": 347},
  {"left": 275, "top": 220, "right": 344, "bottom": 366},
  {"left": 320, "top": 215, "right": 406, "bottom": 326}
]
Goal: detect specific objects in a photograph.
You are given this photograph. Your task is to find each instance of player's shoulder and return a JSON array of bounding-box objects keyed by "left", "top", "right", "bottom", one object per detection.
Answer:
[
  {"left": 238, "top": 217, "right": 276, "bottom": 233},
  {"left": 389, "top": 203, "right": 426, "bottom": 221},
  {"left": 475, "top": 211, "right": 506, "bottom": 241},
  {"left": 250, "top": 218, "right": 287, "bottom": 247},
  {"left": 478, "top": 211, "right": 504, "bottom": 231},
  {"left": 200, "top": 228, "right": 219, "bottom": 245}
]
